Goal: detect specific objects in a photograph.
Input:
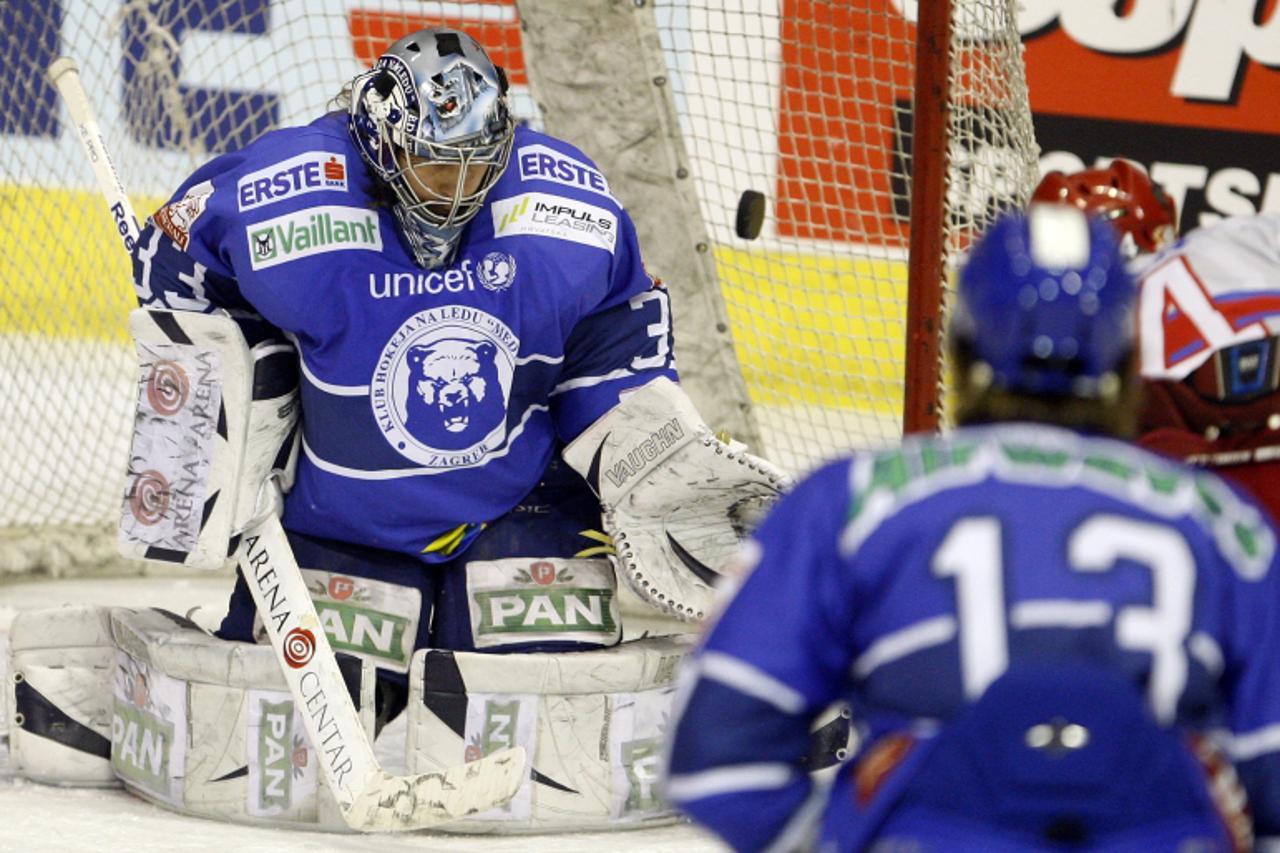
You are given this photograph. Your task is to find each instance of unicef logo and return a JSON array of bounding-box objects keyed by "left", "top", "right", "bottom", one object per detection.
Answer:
[
  {"left": 477, "top": 251, "right": 517, "bottom": 292},
  {"left": 370, "top": 306, "right": 520, "bottom": 467}
]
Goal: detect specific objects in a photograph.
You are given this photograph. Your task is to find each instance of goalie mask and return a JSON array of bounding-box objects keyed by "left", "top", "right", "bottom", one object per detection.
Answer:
[
  {"left": 349, "top": 28, "right": 514, "bottom": 269},
  {"left": 1032, "top": 159, "right": 1177, "bottom": 260},
  {"left": 951, "top": 204, "right": 1135, "bottom": 400}
]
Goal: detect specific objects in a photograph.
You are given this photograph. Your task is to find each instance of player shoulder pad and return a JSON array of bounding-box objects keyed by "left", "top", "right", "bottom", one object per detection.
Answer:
[
  {"left": 230, "top": 125, "right": 357, "bottom": 217},
  {"left": 508, "top": 128, "right": 618, "bottom": 205}
]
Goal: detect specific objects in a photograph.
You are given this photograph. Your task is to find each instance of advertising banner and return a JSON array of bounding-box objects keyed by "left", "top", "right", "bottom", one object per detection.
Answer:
[{"left": 1023, "top": 1, "right": 1280, "bottom": 231}]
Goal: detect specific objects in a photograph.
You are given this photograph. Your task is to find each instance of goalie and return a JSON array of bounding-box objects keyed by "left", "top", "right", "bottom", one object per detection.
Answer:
[{"left": 10, "top": 27, "right": 786, "bottom": 832}]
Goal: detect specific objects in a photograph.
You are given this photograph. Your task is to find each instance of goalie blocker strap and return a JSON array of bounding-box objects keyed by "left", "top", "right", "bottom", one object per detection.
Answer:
[{"left": 118, "top": 308, "right": 299, "bottom": 570}]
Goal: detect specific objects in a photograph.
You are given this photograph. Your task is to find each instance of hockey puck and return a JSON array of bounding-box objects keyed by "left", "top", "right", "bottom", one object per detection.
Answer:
[{"left": 735, "top": 190, "right": 766, "bottom": 240}]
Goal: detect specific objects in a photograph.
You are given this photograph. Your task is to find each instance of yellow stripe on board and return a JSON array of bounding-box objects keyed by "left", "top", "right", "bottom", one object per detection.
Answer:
[
  {"left": 1, "top": 188, "right": 921, "bottom": 422},
  {"left": 0, "top": 186, "right": 163, "bottom": 341},
  {"left": 715, "top": 246, "right": 909, "bottom": 414}
]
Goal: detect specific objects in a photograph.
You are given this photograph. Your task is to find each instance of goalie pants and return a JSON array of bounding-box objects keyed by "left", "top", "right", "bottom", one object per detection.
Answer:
[{"left": 216, "top": 456, "right": 615, "bottom": 716}]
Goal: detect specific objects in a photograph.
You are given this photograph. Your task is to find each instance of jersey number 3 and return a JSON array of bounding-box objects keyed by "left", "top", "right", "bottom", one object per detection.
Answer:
[{"left": 932, "top": 514, "right": 1195, "bottom": 723}]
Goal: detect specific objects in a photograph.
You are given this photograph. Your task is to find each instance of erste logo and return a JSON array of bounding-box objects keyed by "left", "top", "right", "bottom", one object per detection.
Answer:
[{"left": 237, "top": 152, "right": 349, "bottom": 211}]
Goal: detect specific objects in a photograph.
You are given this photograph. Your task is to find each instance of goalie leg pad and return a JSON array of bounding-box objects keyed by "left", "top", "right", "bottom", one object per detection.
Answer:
[
  {"left": 14, "top": 606, "right": 377, "bottom": 831},
  {"left": 108, "top": 606, "right": 375, "bottom": 830},
  {"left": 218, "top": 528, "right": 436, "bottom": 681},
  {"left": 406, "top": 636, "right": 692, "bottom": 833},
  {"left": 118, "top": 308, "right": 299, "bottom": 571},
  {"left": 7, "top": 605, "right": 118, "bottom": 786}
]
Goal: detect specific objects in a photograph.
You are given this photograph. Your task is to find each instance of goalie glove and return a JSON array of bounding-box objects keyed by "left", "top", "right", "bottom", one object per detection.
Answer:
[{"left": 563, "top": 378, "right": 791, "bottom": 621}]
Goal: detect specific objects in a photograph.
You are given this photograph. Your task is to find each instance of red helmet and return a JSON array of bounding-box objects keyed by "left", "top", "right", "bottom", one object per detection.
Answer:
[{"left": 1032, "top": 159, "right": 1177, "bottom": 256}]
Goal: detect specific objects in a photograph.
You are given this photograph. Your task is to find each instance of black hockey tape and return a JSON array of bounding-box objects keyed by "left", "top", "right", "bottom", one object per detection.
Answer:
[{"left": 735, "top": 189, "right": 766, "bottom": 240}]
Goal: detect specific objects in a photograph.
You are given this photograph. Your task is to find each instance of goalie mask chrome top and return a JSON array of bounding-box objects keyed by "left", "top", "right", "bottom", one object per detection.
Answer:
[{"left": 348, "top": 28, "right": 514, "bottom": 269}]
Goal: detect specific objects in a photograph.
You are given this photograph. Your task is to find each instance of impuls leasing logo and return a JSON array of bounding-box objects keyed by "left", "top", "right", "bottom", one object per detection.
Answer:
[{"left": 491, "top": 192, "right": 618, "bottom": 253}]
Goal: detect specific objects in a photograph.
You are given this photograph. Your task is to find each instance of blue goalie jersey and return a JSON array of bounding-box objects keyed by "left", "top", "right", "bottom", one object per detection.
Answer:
[
  {"left": 131, "top": 113, "right": 676, "bottom": 560},
  {"left": 666, "top": 423, "right": 1280, "bottom": 850}
]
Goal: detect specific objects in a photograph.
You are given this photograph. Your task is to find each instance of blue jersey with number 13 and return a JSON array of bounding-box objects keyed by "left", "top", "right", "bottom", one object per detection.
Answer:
[{"left": 668, "top": 422, "right": 1280, "bottom": 848}]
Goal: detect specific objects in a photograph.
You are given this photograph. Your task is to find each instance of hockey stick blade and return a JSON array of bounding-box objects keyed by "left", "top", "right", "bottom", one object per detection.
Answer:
[
  {"left": 346, "top": 755, "right": 526, "bottom": 831},
  {"left": 242, "top": 512, "right": 527, "bottom": 830}
]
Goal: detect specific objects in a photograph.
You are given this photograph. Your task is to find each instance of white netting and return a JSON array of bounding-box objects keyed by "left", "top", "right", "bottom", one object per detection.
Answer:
[
  {"left": 0, "top": 0, "right": 1036, "bottom": 577},
  {"left": 654, "top": 0, "right": 1038, "bottom": 470}
]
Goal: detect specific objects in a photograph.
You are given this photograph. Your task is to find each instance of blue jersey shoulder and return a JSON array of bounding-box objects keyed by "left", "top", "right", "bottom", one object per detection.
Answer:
[
  {"left": 499, "top": 125, "right": 620, "bottom": 209},
  {"left": 478, "top": 125, "right": 635, "bottom": 286},
  {"left": 198, "top": 112, "right": 371, "bottom": 219},
  {"left": 220, "top": 112, "right": 370, "bottom": 215},
  {"left": 842, "top": 423, "right": 1275, "bottom": 580},
  {"left": 148, "top": 113, "right": 378, "bottom": 277}
]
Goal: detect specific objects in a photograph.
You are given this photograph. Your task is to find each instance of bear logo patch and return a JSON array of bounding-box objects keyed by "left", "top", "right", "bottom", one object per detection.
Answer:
[
  {"left": 404, "top": 339, "right": 504, "bottom": 450},
  {"left": 371, "top": 306, "right": 518, "bottom": 467}
]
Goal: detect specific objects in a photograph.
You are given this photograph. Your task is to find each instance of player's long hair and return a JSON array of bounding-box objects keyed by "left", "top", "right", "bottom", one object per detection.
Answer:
[
  {"left": 329, "top": 84, "right": 395, "bottom": 211},
  {"left": 949, "top": 340, "right": 1142, "bottom": 438},
  {"left": 329, "top": 84, "right": 352, "bottom": 113}
]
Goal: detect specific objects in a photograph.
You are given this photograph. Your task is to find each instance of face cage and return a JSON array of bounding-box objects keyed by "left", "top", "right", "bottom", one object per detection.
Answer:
[{"left": 382, "top": 119, "right": 515, "bottom": 231}]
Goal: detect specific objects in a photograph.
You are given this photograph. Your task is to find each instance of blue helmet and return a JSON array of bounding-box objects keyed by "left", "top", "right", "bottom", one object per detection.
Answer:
[{"left": 951, "top": 204, "right": 1136, "bottom": 398}]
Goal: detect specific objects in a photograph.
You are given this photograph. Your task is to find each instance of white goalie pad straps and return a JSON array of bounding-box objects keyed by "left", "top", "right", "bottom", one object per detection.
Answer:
[
  {"left": 563, "top": 377, "right": 791, "bottom": 621},
  {"left": 406, "top": 636, "right": 692, "bottom": 833},
  {"left": 7, "top": 605, "right": 119, "bottom": 786},
  {"left": 118, "top": 308, "right": 299, "bottom": 570}
]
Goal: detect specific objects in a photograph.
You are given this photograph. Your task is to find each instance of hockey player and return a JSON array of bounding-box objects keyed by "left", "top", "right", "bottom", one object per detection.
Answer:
[
  {"left": 9, "top": 28, "right": 785, "bottom": 832},
  {"left": 1134, "top": 213, "right": 1280, "bottom": 526},
  {"left": 136, "top": 26, "right": 785, "bottom": 665},
  {"left": 664, "top": 205, "right": 1280, "bottom": 850},
  {"left": 1033, "top": 162, "right": 1280, "bottom": 524},
  {"left": 1031, "top": 158, "right": 1178, "bottom": 267}
]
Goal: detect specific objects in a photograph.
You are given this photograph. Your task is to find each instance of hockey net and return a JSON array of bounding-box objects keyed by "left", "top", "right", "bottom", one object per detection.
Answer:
[{"left": 0, "top": 0, "right": 1037, "bottom": 579}]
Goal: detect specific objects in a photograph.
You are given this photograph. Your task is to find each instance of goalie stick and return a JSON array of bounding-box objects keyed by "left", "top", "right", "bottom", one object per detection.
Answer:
[{"left": 47, "top": 56, "right": 526, "bottom": 831}]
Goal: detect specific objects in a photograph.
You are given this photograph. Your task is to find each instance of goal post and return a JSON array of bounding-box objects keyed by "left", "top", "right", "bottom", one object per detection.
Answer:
[
  {"left": 904, "top": 0, "right": 954, "bottom": 436},
  {"left": 0, "top": 0, "right": 1038, "bottom": 579}
]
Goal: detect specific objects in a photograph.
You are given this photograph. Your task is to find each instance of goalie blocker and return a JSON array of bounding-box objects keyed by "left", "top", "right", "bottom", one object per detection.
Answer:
[
  {"left": 564, "top": 377, "right": 791, "bottom": 621},
  {"left": 118, "top": 307, "right": 300, "bottom": 569}
]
